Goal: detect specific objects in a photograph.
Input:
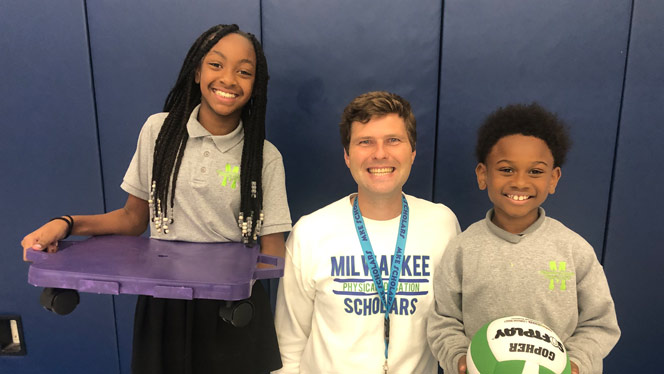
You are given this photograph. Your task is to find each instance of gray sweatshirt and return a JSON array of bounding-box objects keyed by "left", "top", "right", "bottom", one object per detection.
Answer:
[{"left": 427, "top": 208, "right": 620, "bottom": 374}]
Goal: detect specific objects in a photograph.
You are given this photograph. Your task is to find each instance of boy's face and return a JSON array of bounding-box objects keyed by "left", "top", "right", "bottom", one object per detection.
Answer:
[
  {"left": 476, "top": 134, "right": 561, "bottom": 233},
  {"left": 344, "top": 113, "right": 416, "bottom": 201}
]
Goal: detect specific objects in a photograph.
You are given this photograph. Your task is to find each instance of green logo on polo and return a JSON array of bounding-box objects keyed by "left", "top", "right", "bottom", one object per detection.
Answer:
[
  {"left": 217, "top": 164, "right": 240, "bottom": 189},
  {"left": 539, "top": 261, "right": 574, "bottom": 290}
]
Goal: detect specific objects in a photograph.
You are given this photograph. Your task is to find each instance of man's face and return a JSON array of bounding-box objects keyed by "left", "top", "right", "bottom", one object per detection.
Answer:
[{"left": 344, "top": 113, "right": 416, "bottom": 200}]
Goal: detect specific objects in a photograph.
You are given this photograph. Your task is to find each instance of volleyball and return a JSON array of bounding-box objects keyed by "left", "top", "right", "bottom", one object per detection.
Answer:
[{"left": 466, "top": 316, "right": 571, "bottom": 374}]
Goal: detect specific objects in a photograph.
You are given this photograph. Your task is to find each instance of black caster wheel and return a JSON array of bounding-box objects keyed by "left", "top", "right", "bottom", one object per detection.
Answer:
[
  {"left": 218, "top": 299, "right": 254, "bottom": 327},
  {"left": 39, "top": 288, "right": 80, "bottom": 315}
]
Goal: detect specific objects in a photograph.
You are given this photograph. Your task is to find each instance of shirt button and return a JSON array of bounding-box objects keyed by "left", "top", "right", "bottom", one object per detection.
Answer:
[
  {"left": 200, "top": 167, "right": 207, "bottom": 173},
  {"left": 203, "top": 151, "right": 210, "bottom": 157}
]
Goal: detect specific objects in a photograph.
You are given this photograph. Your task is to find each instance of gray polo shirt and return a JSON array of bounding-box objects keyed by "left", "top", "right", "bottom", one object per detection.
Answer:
[{"left": 122, "top": 105, "right": 292, "bottom": 242}]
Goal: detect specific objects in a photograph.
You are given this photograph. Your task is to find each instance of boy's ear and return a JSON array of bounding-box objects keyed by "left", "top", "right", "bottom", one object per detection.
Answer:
[
  {"left": 549, "top": 166, "right": 562, "bottom": 194},
  {"left": 344, "top": 148, "right": 350, "bottom": 169},
  {"left": 475, "top": 163, "right": 487, "bottom": 190}
]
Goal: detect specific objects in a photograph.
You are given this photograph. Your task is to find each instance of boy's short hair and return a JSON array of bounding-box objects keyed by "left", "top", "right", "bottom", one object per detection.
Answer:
[
  {"left": 339, "top": 91, "right": 416, "bottom": 152},
  {"left": 475, "top": 102, "right": 572, "bottom": 167}
]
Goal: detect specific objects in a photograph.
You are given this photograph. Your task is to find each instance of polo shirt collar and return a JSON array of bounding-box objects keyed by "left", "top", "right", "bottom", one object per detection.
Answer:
[{"left": 186, "top": 104, "right": 244, "bottom": 153}]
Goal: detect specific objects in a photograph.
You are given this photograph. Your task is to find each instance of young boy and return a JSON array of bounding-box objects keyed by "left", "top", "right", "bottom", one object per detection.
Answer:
[{"left": 427, "top": 103, "right": 620, "bottom": 374}]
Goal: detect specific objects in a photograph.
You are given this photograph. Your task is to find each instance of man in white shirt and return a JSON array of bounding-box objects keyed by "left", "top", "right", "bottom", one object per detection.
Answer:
[{"left": 274, "top": 91, "right": 459, "bottom": 374}]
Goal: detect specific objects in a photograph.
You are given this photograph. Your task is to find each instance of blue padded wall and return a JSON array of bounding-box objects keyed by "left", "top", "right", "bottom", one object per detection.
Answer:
[
  {"left": 2, "top": 1, "right": 663, "bottom": 373},
  {"left": 434, "top": 0, "right": 631, "bottom": 258},
  {"left": 262, "top": 0, "right": 442, "bottom": 222},
  {"left": 0, "top": 1, "right": 116, "bottom": 373},
  {"left": 603, "top": 1, "right": 664, "bottom": 371},
  {"left": 85, "top": 2, "right": 260, "bottom": 372}
]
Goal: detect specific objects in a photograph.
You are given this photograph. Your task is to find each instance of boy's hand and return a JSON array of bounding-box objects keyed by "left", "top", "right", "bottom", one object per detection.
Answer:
[
  {"left": 571, "top": 360, "right": 579, "bottom": 374},
  {"left": 21, "top": 220, "right": 68, "bottom": 261},
  {"left": 457, "top": 355, "right": 577, "bottom": 374},
  {"left": 458, "top": 355, "right": 467, "bottom": 374}
]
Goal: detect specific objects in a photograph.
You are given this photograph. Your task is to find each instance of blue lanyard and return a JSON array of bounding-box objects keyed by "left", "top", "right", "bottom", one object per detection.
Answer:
[{"left": 352, "top": 195, "right": 409, "bottom": 365}]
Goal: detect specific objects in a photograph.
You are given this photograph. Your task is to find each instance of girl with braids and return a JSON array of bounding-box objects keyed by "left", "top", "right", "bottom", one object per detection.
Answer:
[{"left": 21, "top": 24, "right": 292, "bottom": 373}]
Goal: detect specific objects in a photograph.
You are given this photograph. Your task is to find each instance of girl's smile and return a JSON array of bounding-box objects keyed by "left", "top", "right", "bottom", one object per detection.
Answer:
[{"left": 212, "top": 88, "right": 239, "bottom": 99}]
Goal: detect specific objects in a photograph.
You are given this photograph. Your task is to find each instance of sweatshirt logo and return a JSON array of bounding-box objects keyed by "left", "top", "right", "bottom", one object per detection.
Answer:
[
  {"left": 217, "top": 163, "right": 240, "bottom": 189},
  {"left": 539, "top": 261, "right": 574, "bottom": 290},
  {"left": 330, "top": 254, "right": 430, "bottom": 316}
]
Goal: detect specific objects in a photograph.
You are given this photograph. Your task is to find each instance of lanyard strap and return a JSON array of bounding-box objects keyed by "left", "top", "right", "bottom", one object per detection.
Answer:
[{"left": 352, "top": 195, "right": 409, "bottom": 361}]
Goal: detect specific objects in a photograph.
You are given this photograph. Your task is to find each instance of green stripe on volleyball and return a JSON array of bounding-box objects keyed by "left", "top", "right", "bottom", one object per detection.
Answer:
[{"left": 466, "top": 316, "right": 572, "bottom": 374}]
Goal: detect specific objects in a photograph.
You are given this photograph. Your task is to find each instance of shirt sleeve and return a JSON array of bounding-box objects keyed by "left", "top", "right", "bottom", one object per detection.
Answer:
[
  {"left": 427, "top": 240, "right": 469, "bottom": 374},
  {"left": 121, "top": 115, "right": 161, "bottom": 201},
  {"left": 260, "top": 143, "right": 292, "bottom": 236},
  {"left": 564, "top": 248, "right": 620, "bottom": 374},
  {"left": 273, "top": 219, "right": 315, "bottom": 373}
]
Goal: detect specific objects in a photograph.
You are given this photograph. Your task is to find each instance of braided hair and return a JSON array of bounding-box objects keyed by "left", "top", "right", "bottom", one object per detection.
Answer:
[{"left": 148, "top": 24, "right": 268, "bottom": 246}]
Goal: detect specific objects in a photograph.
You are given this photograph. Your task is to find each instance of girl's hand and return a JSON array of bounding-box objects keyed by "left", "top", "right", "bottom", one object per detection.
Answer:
[
  {"left": 257, "top": 232, "right": 286, "bottom": 269},
  {"left": 21, "top": 219, "right": 69, "bottom": 261},
  {"left": 458, "top": 355, "right": 467, "bottom": 374}
]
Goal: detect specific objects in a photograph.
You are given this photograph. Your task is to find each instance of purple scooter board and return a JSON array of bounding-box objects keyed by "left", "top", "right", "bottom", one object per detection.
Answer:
[{"left": 26, "top": 235, "right": 284, "bottom": 301}]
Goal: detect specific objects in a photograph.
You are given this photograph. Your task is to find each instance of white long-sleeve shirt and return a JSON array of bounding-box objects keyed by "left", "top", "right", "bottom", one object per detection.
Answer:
[{"left": 274, "top": 194, "right": 459, "bottom": 374}]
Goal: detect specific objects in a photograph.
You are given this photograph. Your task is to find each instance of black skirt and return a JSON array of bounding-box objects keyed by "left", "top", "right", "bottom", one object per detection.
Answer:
[{"left": 131, "top": 281, "right": 282, "bottom": 374}]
